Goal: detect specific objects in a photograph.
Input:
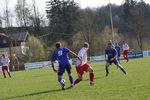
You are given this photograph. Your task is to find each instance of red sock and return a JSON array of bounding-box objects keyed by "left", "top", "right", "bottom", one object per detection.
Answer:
[
  {"left": 74, "top": 79, "right": 81, "bottom": 85},
  {"left": 90, "top": 73, "right": 94, "bottom": 82}
]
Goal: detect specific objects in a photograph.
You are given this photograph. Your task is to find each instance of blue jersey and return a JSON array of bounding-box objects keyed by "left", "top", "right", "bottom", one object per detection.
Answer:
[
  {"left": 51, "top": 48, "right": 71, "bottom": 66},
  {"left": 105, "top": 47, "right": 118, "bottom": 59},
  {"left": 115, "top": 46, "right": 121, "bottom": 56}
]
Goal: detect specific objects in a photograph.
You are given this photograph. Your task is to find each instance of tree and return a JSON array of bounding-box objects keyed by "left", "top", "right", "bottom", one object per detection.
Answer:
[
  {"left": 15, "top": 0, "right": 31, "bottom": 28},
  {"left": 73, "top": 8, "right": 99, "bottom": 56},
  {"left": 1, "top": 0, "right": 11, "bottom": 27},
  {"left": 29, "top": 0, "right": 46, "bottom": 36},
  {"left": 122, "top": 0, "right": 150, "bottom": 52},
  {"left": 26, "top": 36, "right": 47, "bottom": 62},
  {"left": 46, "top": 0, "right": 80, "bottom": 44}
]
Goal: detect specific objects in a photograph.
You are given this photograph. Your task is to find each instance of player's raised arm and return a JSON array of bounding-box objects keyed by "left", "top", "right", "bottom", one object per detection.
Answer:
[{"left": 69, "top": 50, "right": 81, "bottom": 61}]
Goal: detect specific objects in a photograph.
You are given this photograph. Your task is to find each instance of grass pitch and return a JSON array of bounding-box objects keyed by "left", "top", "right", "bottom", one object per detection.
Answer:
[{"left": 0, "top": 58, "right": 150, "bottom": 100}]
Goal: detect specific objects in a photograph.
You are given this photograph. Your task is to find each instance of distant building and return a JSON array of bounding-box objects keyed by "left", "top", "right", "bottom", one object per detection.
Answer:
[{"left": 0, "top": 32, "right": 29, "bottom": 55}]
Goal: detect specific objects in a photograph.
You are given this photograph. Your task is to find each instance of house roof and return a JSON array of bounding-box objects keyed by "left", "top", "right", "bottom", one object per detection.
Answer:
[
  {"left": 8, "top": 32, "right": 29, "bottom": 41},
  {"left": 0, "top": 33, "right": 9, "bottom": 38}
]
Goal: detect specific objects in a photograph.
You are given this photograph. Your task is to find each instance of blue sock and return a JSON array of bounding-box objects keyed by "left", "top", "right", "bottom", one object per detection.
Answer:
[
  {"left": 69, "top": 75, "right": 74, "bottom": 85},
  {"left": 58, "top": 77, "right": 63, "bottom": 83},
  {"left": 120, "top": 68, "right": 127, "bottom": 74},
  {"left": 118, "top": 59, "right": 120, "bottom": 63}
]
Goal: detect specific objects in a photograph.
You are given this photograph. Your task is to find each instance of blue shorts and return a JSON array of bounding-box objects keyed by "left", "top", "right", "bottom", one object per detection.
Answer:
[
  {"left": 58, "top": 63, "right": 72, "bottom": 75},
  {"left": 107, "top": 58, "right": 119, "bottom": 65}
]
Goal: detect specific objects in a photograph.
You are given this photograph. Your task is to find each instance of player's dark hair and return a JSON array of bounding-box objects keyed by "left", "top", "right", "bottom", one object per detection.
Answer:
[
  {"left": 83, "top": 42, "right": 89, "bottom": 48},
  {"left": 55, "top": 42, "right": 61, "bottom": 48}
]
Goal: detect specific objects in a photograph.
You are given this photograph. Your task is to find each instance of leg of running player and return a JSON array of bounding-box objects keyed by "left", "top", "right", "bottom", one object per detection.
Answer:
[
  {"left": 105, "top": 62, "right": 110, "bottom": 76},
  {"left": 66, "top": 65, "right": 74, "bottom": 88},
  {"left": 116, "top": 63, "right": 127, "bottom": 74},
  {"left": 87, "top": 67, "right": 95, "bottom": 85},
  {"left": 74, "top": 72, "right": 83, "bottom": 85},
  {"left": 2, "top": 70, "right": 6, "bottom": 78},
  {"left": 6, "top": 67, "right": 11, "bottom": 78}
]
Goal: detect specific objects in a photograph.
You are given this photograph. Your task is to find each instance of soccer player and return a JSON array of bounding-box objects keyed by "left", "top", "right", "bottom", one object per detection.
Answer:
[
  {"left": 115, "top": 42, "right": 121, "bottom": 62},
  {"left": 105, "top": 42, "right": 127, "bottom": 76},
  {"left": 74, "top": 42, "right": 95, "bottom": 86},
  {"left": 1, "top": 54, "right": 11, "bottom": 78},
  {"left": 51, "top": 42, "right": 81, "bottom": 90},
  {"left": 122, "top": 41, "right": 130, "bottom": 62}
]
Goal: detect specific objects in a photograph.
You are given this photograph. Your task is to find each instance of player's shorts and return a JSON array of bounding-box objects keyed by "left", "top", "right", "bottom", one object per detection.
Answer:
[
  {"left": 76, "top": 64, "right": 90, "bottom": 76},
  {"left": 58, "top": 63, "right": 71, "bottom": 75},
  {"left": 107, "top": 58, "right": 119, "bottom": 65},
  {"left": 123, "top": 50, "right": 128, "bottom": 55},
  {"left": 2, "top": 66, "right": 9, "bottom": 71},
  {"left": 117, "top": 54, "right": 121, "bottom": 57}
]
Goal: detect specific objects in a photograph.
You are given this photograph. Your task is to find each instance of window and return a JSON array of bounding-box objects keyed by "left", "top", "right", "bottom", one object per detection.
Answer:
[{"left": 3, "top": 39, "right": 7, "bottom": 44}]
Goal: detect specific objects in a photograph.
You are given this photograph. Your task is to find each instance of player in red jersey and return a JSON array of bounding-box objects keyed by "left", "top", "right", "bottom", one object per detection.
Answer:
[{"left": 74, "top": 42, "right": 95, "bottom": 86}]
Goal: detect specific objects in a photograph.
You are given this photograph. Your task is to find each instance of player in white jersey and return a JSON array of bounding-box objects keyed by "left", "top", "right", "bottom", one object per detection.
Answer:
[
  {"left": 1, "top": 54, "right": 11, "bottom": 78},
  {"left": 74, "top": 42, "right": 95, "bottom": 86},
  {"left": 122, "top": 41, "right": 130, "bottom": 62}
]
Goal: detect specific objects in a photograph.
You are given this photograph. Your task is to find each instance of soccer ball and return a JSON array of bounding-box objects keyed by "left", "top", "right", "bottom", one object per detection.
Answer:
[{"left": 62, "top": 79, "right": 66, "bottom": 84}]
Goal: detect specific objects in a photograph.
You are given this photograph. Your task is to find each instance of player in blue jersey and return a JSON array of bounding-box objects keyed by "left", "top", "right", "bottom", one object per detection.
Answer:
[
  {"left": 51, "top": 42, "right": 81, "bottom": 90},
  {"left": 105, "top": 42, "right": 127, "bottom": 76},
  {"left": 115, "top": 43, "right": 121, "bottom": 62}
]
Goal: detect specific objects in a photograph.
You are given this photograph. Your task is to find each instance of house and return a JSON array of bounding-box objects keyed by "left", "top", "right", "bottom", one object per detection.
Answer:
[{"left": 0, "top": 32, "right": 29, "bottom": 55}]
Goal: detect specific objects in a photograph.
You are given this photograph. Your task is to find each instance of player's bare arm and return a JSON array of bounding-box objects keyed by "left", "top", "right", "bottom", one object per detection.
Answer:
[
  {"left": 51, "top": 61, "right": 57, "bottom": 72},
  {"left": 105, "top": 54, "right": 107, "bottom": 61},
  {"left": 111, "top": 56, "right": 117, "bottom": 61},
  {"left": 69, "top": 51, "right": 82, "bottom": 61}
]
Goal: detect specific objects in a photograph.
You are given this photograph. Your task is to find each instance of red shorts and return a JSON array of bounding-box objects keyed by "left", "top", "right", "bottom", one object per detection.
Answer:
[
  {"left": 76, "top": 64, "right": 90, "bottom": 76},
  {"left": 2, "top": 66, "right": 9, "bottom": 71},
  {"left": 123, "top": 50, "right": 129, "bottom": 55}
]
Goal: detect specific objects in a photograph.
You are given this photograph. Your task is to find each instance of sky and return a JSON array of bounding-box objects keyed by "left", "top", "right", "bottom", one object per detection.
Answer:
[
  {"left": 0, "top": 0, "right": 150, "bottom": 27},
  {"left": 1, "top": 0, "right": 150, "bottom": 13}
]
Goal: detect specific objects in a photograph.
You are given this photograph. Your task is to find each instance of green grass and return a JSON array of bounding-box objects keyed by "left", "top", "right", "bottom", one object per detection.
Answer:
[{"left": 0, "top": 58, "right": 150, "bottom": 100}]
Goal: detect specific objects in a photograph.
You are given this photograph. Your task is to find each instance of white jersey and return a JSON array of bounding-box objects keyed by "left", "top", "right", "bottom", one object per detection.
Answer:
[
  {"left": 76, "top": 47, "right": 88, "bottom": 67},
  {"left": 122, "top": 43, "right": 129, "bottom": 51},
  {"left": 1, "top": 57, "right": 10, "bottom": 66}
]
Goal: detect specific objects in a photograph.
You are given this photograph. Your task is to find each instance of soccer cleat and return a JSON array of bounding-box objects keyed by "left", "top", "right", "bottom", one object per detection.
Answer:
[
  {"left": 70, "top": 84, "right": 74, "bottom": 88},
  {"left": 90, "top": 82, "right": 95, "bottom": 86},
  {"left": 126, "top": 59, "right": 129, "bottom": 63},
  {"left": 61, "top": 83, "right": 65, "bottom": 90},
  {"left": 61, "top": 79, "right": 65, "bottom": 90},
  {"left": 106, "top": 73, "right": 109, "bottom": 77}
]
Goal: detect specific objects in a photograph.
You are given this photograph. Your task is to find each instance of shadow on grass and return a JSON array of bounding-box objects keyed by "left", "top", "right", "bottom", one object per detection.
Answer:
[
  {"left": 83, "top": 76, "right": 105, "bottom": 82},
  {"left": 0, "top": 76, "right": 104, "bottom": 100},
  {"left": 0, "top": 87, "right": 72, "bottom": 100}
]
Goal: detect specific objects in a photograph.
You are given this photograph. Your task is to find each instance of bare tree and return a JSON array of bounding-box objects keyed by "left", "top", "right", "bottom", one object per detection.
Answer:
[
  {"left": 2, "top": 0, "right": 10, "bottom": 27},
  {"left": 15, "top": 0, "right": 31, "bottom": 28},
  {"left": 73, "top": 9, "right": 98, "bottom": 56},
  {"left": 31, "top": 0, "right": 42, "bottom": 35}
]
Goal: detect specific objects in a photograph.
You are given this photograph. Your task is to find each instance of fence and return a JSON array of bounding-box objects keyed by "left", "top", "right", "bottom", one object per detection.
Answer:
[
  {"left": 24, "top": 59, "right": 73, "bottom": 70},
  {"left": 0, "top": 51, "right": 150, "bottom": 72}
]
